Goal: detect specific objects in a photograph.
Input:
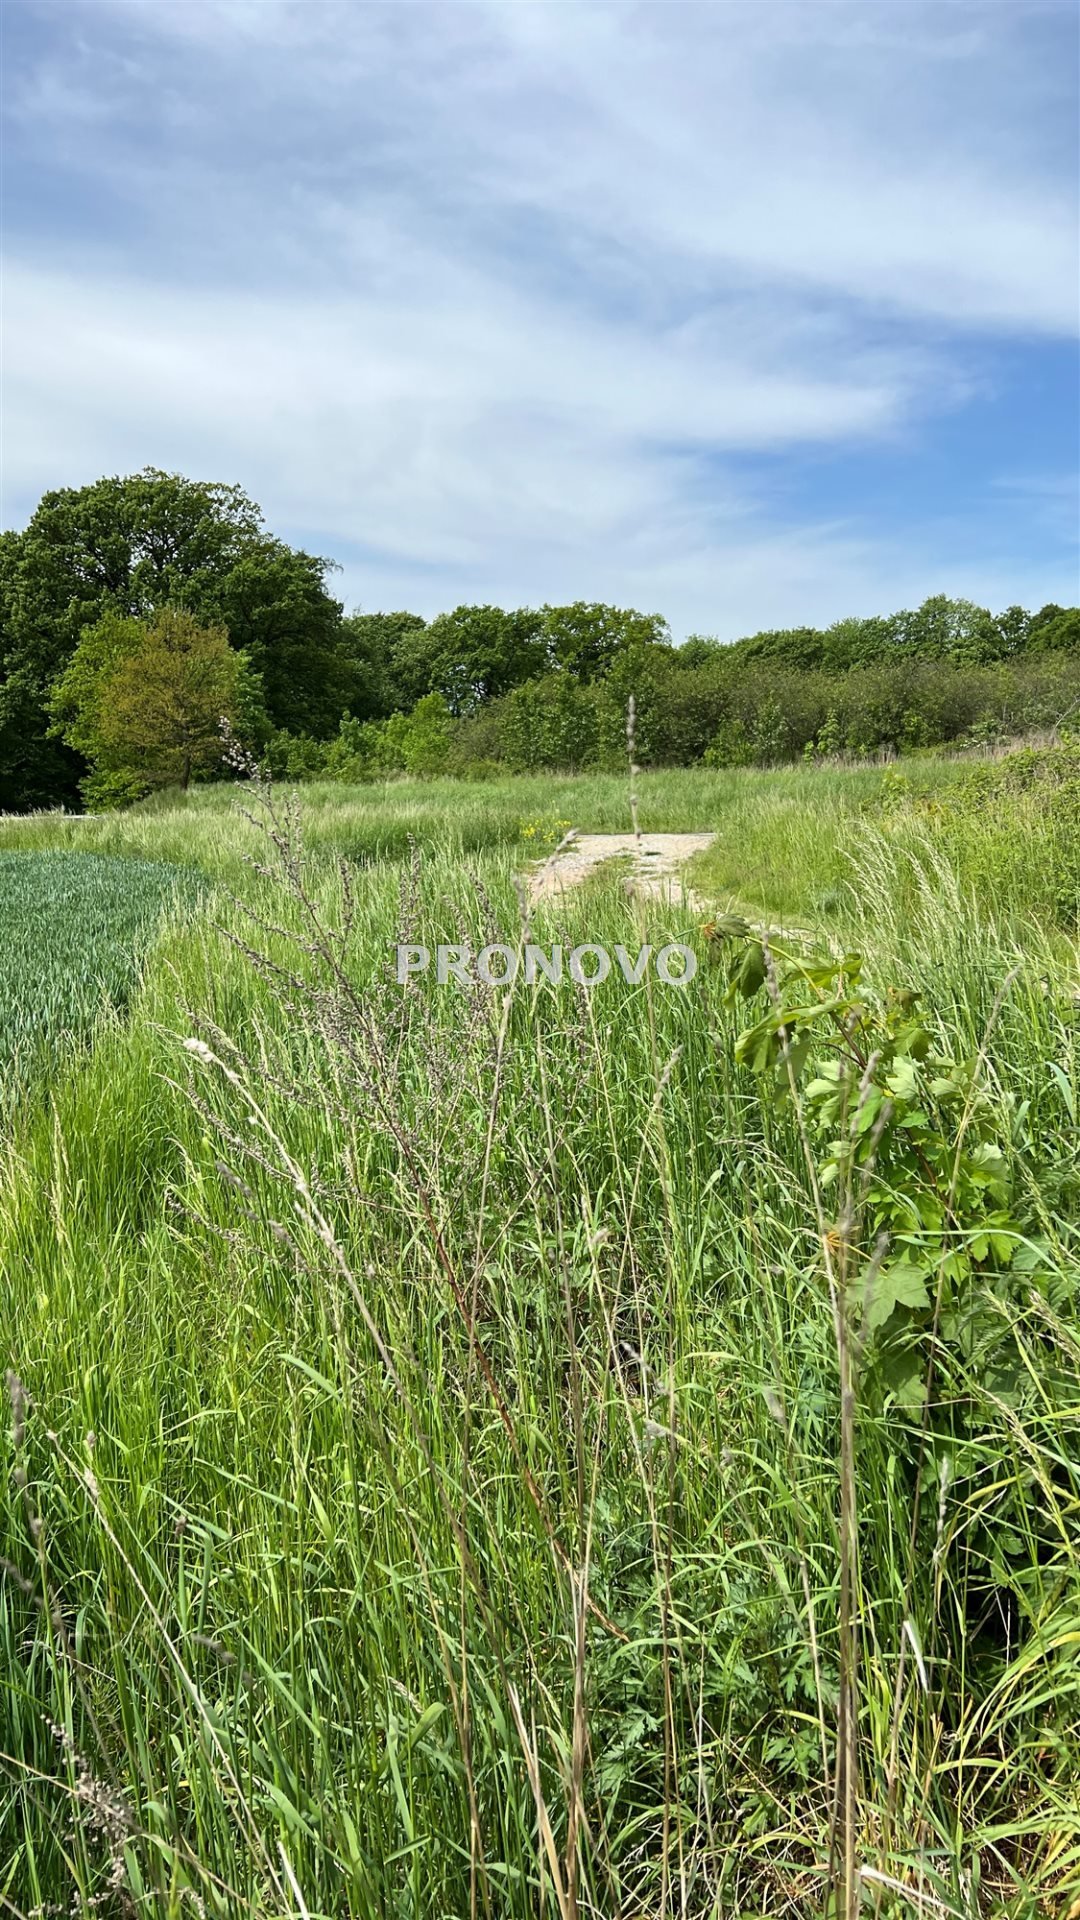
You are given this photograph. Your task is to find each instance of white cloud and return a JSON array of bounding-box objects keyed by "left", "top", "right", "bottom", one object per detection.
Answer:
[
  {"left": 2, "top": 253, "right": 911, "bottom": 551},
  {"left": 460, "top": 2, "right": 1078, "bottom": 336},
  {"left": 72, "top": 0, "right": 1073, "bottom": 333},
  {"left": 2, "top": 0, "right": 1077, "bottom": 633}
]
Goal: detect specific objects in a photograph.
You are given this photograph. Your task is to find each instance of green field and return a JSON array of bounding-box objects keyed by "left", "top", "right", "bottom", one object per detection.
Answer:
[
  {"left": 0, "top": 851, "right": 202, "bottom": 1107},
  {"left": 1, "top": 757, "right": 1078, "bottom": 1917}
]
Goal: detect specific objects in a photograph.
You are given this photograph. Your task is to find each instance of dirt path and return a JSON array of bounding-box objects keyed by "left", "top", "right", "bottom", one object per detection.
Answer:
[
  {"left": 526, "top": 831, "right": 715, "bottom": 908},
  {"left": 525, "top": 831, "right": 825, "bottom": 947}
]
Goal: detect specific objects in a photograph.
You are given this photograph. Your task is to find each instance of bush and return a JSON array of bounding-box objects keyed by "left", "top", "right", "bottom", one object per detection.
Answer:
[{"left": 246, "top": 632, "right": 1080, "bottom": 786}]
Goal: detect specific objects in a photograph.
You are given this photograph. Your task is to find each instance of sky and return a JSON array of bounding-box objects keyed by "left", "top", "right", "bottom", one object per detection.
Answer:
[{"left": 2, "top": 0, "right": 1078, "bottom": 639}]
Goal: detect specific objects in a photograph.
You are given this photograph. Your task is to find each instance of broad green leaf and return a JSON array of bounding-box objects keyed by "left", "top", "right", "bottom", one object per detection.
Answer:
[{"left": 860, "top": 1259, "right": 931, "bottom": 1333}]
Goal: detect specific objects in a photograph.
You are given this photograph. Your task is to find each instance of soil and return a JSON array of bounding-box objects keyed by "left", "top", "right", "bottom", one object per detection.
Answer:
[{"left": 525, "top": 831, "right": 715, "bottom": 908}]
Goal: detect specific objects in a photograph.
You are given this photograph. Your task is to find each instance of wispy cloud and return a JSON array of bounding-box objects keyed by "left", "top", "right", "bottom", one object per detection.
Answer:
[{"left": 2, "top": 0, "right": 1077, "bottom": 633}]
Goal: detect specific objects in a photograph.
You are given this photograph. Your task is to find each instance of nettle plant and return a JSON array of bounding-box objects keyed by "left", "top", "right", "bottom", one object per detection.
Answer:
[{"left": 707, "top": 917, "right": 1044, "bottom": 1413}]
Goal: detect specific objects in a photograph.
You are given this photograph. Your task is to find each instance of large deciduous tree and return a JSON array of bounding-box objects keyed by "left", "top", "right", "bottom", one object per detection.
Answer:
[
  {"left": 540, "top": 601, "right": 671, "bottom": 680},
  {"left": 1028, "top": 605, "right": 1080, "bottom": 653},
  {"left": 0, "top": 469, "right": 358, "bottom": 808},
  {"left": 340, "top": 610, "right": 428, "bottom": 719},
  {"left": 389, "top": 605, "right": 546, "bottom": 714},
  {"left": 385, "top": 601, "right": 671, "bottom": 715}
]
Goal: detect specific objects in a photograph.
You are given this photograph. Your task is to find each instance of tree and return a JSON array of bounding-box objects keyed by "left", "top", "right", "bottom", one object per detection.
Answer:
[
  {"left": 820, "top": 615, "right": 897, "bottom": 670},
  {"left": 675, "top": 635, "right": 726, "bottom": 669},
  {"left": 389, "top": 605, "right": 546, "bottom": 714},
  {"left": 890, "top": 596, "right": 998, "bottom": 663},
  {"left": 501, "top": 675, "right": 601, "bottom": 771},
  {"left": 993, "top": 605, "right": 1032, "bottom": 657},
  {"left": 50, "top": 607, "right": 260, "bottom": 802},
  {"left": 540, "top": 602, "right": 670, "bottom": 680},
  {"left": 1028, "top": 605, "right": 1080, "bottom": 653},
  {"left": 197, "top": 539, "right": 354, "bottom": 735},
  {"left": 0, "top": 469, "right": 357, "bottom": 808},
  {"left": 341, "top": 610, "right": 427, "bottom": 718},
  {"left": 399, "top": 692, "right": 452, "bottom": 774},
  {"left": 721, "top": 624, "right": 824, "bottom": 670},
  {"left": 0, "top": 530, "right": 84, "bottom": 809}
]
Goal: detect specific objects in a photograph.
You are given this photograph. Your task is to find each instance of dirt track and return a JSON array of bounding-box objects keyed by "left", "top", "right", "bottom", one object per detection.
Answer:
[{"left": 526, "top": 831, "right": 714, "bottom": 907}]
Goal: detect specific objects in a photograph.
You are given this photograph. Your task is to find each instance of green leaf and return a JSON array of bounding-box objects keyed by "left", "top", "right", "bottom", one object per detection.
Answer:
[
  {"left": 893, "top": 1020, "right": 931, "bottom": 1060},
  {"left": 853, "top": 1087, "right": 885, "bottom": 1134},
  {"left": 860, "top": 1259, "right": 931, "bottom": 1333},
  {"left": 1011, "top": 1237, "right": 1052, "bottom": 1274},
  {"left": 879, "top": 1350, "right": 928, "bottom": 1409},
  {"left": 728, "top": 940, "right": 767, "bottom": 1001},
  {"left": 1046, "top": 1060, "right": 1076, "bottom": 1122},
  {"left": 885, "top": 1056, "right": 919, "bottom": 1101},
  {"left": 709, "top": 913, "right": 750, "bottom": 942},
  {"left": 806, "top": 1059, "right": 843, "bottom": 1098}
]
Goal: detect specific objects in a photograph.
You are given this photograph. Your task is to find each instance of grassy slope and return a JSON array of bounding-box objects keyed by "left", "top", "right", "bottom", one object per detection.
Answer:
[{"left": 0, "top": 765, "right": 1077, "bottom": 1917}]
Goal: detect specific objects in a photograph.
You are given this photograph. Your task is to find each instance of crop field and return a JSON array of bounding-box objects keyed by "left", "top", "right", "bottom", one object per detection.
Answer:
[
  {"left": 0, "top": 851, "right": 202, "bottom": 1106},
  {"left": 1, "top": 754, "right": 1078, "bottom": 1918}
]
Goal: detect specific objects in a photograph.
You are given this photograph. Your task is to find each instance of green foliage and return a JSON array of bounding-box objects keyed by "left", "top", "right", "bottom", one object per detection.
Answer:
[
  {"left": 423, "top": 631, "right": 1079, "bottom": 782},
  {"left": 47, "top": 608, "right": 139, "bottom": 735},
  {"left": 387, "top": 602, "right": 670, "bottom": 721},
  {"left": 0, "top": 470, "right": 359, "bottom": 810},
  {"left": 390, "top": 603, "right": 547, "bottom": 714},
  {"left": 712, "top": 911, "right": 1079, "bottom": 1661},
  {"left": 0, "top": 850, "right": 199, "bottom": 1102},
  {"left": 726, "top": 593, "right": 1058, "bottom": 672},
  {"left": 928, "top": 738, "right": 1080, "bottom": 927},
  {"left": 699, "top": 653, "right": 1080, "bottom": 769},
  {"left": 1028, "top": 603, "right": 1080, "bottom": 653},
  {"left": 0, "top": 678, "right": 83, "bottom": 812},
  {"left": 261, "top": 693, "right": 453, "bottom": 783},
  {"left": 340, "top": 609, "right": 427, "bottom": 720},
  {"left": 540, "top": 599, "right": 670, "bottom": 679},
  {"left": 4, "top": 464, "right": 1079, "bottom": 812},
  {"left": 722, "top": 937, "right": 1032, "bottom": 1360},
  {"left": 500, "top": 672, "right": 602, "bottom": 770},
  {"left": 398, "top": 690, "right": 452, "bottom": 774},
  {"left": 261, "top": 727, "right": 334, "bottom": 783},
  {"left": 49, "top": 607, "right": 260, "bottom": 801},
  {"left": 196, "top": 536, "right": 352, "bottom": 737}
]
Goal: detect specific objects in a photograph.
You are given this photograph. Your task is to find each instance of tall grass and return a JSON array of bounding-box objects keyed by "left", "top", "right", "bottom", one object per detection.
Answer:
[
  {"left": 0, "top": 767, "right": 1077, "bottom": 1916},
  {"left": 0, "top": 761, "right": 961, "bottom": 881}
]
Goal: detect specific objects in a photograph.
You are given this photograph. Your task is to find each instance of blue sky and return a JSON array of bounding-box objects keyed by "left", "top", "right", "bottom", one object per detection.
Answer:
[{"left": 2, "top": 0, "right": 1078, "bottom": 637}]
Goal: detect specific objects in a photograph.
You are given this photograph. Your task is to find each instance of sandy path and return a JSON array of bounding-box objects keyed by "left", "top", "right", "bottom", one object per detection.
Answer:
[{"left": 526, "top": 831, "right": 715, "bottom": 908}]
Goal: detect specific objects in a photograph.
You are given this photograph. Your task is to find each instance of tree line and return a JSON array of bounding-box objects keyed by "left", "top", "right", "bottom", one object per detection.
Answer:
[{"left": 1, "top": 468, "right": 1077, "bottom": 810}]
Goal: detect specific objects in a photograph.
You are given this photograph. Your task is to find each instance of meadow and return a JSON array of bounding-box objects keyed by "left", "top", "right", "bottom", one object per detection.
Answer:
[{"left": 0, "top": 753, "right": 1077, "bottom": 1919}]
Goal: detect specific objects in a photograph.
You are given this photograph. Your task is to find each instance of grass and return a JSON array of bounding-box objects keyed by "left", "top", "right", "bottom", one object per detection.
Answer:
[
  {"left": 0, "top": 760, "right": 962, "bottom": 883},
  {"left": 0, "top": 760, "right": 1077, "bottom": 1917}
]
